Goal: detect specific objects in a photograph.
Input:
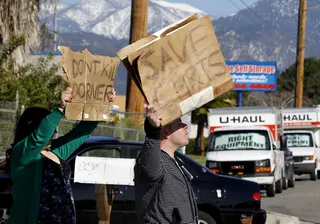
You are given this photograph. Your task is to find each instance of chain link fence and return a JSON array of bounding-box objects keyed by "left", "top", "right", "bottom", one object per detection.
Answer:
[
  {"left": 0, "top": 101, "right": 17, "bottom": 157},
  {"left": 57, "top": 119, "right": 145, "bottom": 142},
  {"left": 0, "top": 101, "right": 146, "bottom": 156}
]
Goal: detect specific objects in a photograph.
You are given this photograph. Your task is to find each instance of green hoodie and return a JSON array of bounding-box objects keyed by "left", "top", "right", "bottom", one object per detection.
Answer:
[{"left": 8, "top": 106, "right": 98, "bottom": 224}]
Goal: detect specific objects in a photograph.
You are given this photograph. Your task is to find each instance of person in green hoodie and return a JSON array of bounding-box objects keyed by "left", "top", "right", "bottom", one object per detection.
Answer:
[{"left": 7, "top": 86, "right": 116, "bottom": 224}]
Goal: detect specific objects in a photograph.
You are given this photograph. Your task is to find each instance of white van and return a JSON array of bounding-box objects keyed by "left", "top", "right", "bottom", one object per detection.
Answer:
[
  {"left": 282, "top": 106, "right": 320, "bottom": 180},
  {"left": 206, "top": 107, "right": 287, "bottom": 197}
]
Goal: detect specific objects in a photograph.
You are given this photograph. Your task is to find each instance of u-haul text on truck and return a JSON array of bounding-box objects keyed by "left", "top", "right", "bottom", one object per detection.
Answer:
[
  {"left": 206, "top": 107, "right": 291, "bottom": 197},
  {"left": 282, "top": 106, "right": 320, "bottom": 180}
]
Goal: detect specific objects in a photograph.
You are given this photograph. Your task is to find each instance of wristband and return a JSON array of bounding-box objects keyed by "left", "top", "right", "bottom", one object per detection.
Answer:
[{"left": 57, "top": 105, "right": 65, "bottom": 113}]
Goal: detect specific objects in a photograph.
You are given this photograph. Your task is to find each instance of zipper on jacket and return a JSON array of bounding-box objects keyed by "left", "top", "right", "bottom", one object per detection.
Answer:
[{"left": 174, "top": 160, "right": 197, "bottom": 222}]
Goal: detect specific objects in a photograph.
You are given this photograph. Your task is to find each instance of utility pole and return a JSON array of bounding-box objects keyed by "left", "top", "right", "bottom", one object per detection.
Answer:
[
  {"left": 95, "top": 2, "right": 148, "bottom": 223},
  {"left": 295, "top": 0, "right": 307, "bottom": 108},
  {"left": 126, "top": 0, "right": 148, "bottom": 118},
  {"left": 53, "top": 0, "right": 58, "bottom": 52}
]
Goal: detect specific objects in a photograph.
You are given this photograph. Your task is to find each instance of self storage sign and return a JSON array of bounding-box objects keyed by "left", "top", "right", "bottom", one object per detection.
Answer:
[{"left": 226, "top": 61, "right": 277, "bottom": 92}]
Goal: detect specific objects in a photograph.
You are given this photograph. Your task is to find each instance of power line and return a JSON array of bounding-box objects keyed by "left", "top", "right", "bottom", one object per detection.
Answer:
[
  {"left": 227, "top": 0, "right": 292, "bottom": 39},
  {"left": 239, "top": 0, "right": 269, "bottom": 22},
  {"left": 237, "top": 0, "right": 317, "bottom": 56},
  {"left": 228, "top": 0, "right": 242, "bottom": 11}
]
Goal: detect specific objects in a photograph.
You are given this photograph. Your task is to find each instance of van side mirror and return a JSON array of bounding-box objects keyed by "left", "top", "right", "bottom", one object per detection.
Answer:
[
  {"left": 273, "top": 144, "right": 277, "bottom": 150},
  {"left": 285, "top": 150, "right": 293, "bottom": 157},
  {"left": 280, "top": 135, "right": 288, "bottom": 151}
]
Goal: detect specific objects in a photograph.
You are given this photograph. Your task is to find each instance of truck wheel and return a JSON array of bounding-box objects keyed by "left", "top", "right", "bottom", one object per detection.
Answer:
[
  {"left": 282, "top": 173, "right": 288, "bottom": 190},
  {"left": 310, "top": 169, "right": 317, "bottom": 181},
  {"left": 275, "top": 178, "right": 283, "bottom": 193},
  {"left": 266, "top": 182, "right": 276, "bottom": 197},
  {"left": 198, "top": 211, "right": 217, "bottom": 224},
  {"left": 288, "top": 170, "right": 295, "bottom": 188}
]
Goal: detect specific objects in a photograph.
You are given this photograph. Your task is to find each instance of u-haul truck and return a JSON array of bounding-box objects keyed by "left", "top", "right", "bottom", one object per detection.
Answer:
[
  {"left": 282, "top": 106, "right": 320, "bottom": 180},
  {"left": 206, "top": 107, "right": 286, "bottom": 197}
]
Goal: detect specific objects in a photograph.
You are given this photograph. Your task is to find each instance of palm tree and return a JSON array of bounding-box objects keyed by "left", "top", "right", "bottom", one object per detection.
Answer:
[
  {"left": 0, "top": 0, "right": 51, "bottom": 66},
  {"left": 193, "top": 92, "right": 237, "bottom": 156}
]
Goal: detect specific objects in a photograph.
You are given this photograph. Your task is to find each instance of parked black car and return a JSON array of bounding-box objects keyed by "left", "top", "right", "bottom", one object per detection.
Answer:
[
  {"left": 0, "top": 136, "right": 266, "bottom": 224},
  {"left": 283, "top": 146, "right": 295, "bottom": 189}
]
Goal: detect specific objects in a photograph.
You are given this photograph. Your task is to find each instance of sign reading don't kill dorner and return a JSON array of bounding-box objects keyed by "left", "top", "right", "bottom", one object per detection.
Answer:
[{"left": 58, "top": 46, "right": 120, "bottom": 121}]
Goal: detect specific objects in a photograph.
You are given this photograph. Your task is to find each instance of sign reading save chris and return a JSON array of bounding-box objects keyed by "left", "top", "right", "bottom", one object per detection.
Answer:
[{"left": 226, "top": 61, "right": 277, "bottom": 92}]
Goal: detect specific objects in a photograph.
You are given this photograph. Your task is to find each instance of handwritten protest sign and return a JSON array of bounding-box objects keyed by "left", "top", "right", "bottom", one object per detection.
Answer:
[
  {"left": 59, "top": 46, "right": 120, "bottom": 121},
  {"left": 117, "top": 14, "right": 233, "bottom": 125},
  {"left": 74, "top": 156, "right": 136, "bottom": 185}
]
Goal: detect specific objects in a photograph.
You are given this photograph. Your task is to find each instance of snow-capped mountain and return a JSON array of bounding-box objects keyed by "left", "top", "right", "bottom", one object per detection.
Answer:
[
  {"left": 213, "top": 0, "right": 320, "bottom": 71},
  {"left": 38, "top": 0, "right": 320, "bottom": 95},
  {"left": 40, "top": 0, "right": 207, "bottom": 40}
]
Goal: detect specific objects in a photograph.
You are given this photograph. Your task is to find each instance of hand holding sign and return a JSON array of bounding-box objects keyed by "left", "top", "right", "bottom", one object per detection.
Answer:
[
  {"left": 60, "top": 87, "right": 72, "bottom": 109},
  {"left": 147, "top": 105, "right": 162, "bottom": 128},
  {"left": 109, "top": 88, "right": 116, "bottom": 103}
]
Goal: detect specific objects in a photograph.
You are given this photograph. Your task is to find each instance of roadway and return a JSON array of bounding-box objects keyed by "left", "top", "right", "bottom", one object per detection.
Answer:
[{"left": 262, "top": 175, "right": 320, "bottom": 224}]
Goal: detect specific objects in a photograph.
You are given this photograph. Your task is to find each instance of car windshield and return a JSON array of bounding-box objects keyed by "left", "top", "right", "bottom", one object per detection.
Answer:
[
  {"left": 285, "top": 132, "right": 314, "bottom": 147},
  {"left": 208, "top": 130, "right": 270, "bottom": 151}
]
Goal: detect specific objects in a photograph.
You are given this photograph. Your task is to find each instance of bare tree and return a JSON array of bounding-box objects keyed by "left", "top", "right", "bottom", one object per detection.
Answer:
[
  {"left": 0, "top": 0, "right": 52, "bottom": 66},
  {"left": 243, "top": 91, "right": 312, "bottom": 108}
]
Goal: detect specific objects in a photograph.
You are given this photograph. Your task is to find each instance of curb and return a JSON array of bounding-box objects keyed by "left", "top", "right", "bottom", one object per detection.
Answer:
[{"left": 266, "top": 212, "right": 300, "bottom": 224}]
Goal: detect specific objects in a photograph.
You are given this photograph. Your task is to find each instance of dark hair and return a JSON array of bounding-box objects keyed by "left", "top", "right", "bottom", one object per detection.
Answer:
[{"left": 5, "top": 107, "right": 51, "bottom": 175}]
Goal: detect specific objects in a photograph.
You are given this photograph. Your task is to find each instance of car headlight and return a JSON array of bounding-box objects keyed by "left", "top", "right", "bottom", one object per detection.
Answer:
[
  {"left": 207, "top": 161, "right": 219, "bottom": 169},
  {"left": 255, "top": 159, "right": 271, "bottom": 173},
  {"left": 206, "top": 161, "right": 220, "bottom": 173},
  {"left": 255, "top": 159, "right": 270, "bottom": 167},
  {"left": 303, "top": 155, "right": 314, "bottom": 160}
]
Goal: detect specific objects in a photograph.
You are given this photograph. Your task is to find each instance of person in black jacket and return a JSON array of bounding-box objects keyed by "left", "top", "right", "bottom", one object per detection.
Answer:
[{"left": 134, "top": 105, "right": 198, "bottom": 224}]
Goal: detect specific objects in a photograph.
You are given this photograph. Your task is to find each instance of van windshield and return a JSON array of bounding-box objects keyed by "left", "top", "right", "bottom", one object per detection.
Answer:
[
  {"left": 208, "top": 130, "right": 270, "bottom": 151},
  {"left": 285, "top": 132, "right": 314, "bottom": 147}
]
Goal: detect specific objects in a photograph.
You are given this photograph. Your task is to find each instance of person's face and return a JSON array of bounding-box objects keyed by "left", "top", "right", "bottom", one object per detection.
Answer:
[{"left": 165, "top": 118, "right": 189, "bottom": 148}]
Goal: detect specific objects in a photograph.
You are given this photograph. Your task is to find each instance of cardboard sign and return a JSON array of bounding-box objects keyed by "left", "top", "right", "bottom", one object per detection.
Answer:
[
  {"left": 117, "top": 14, "right": 233, "bottom": 125},
  {"left": 59, "top": 46, "right": 120, "bottom": 121}
]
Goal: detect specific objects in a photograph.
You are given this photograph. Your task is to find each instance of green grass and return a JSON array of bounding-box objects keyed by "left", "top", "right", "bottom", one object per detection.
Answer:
[{"left": 187, "top": 154, "right": 206, "bottom": 165}]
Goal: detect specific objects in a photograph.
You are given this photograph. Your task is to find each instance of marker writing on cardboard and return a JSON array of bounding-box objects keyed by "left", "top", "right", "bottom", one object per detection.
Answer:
[
  {"left": 72, "top": 59, "right": 117, "bottom": 81},
  {"left": 140, "top": 23, "right": 227, "bottom": 112},
  {"left": 72, "top": 82, "right": 113, "bottom": 103}
]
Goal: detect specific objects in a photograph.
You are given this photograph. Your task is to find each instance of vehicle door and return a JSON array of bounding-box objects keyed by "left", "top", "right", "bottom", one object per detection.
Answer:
[{"left": 271, "top": 129, "right": 284, "bottom": 180}]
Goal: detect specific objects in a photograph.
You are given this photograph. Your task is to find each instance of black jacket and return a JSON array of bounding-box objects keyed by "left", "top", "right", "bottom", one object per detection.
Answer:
[{"left": 134, "top": 119, "right": 198, "bottom": 224}]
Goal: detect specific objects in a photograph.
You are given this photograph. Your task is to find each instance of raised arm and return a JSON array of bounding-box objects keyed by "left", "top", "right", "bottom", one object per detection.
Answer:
[
  {"left": 12, "top": 87, "right": 72, "bottom": 167},
  {"left": 136, "top": 106, "right": 164, "bottom": 182},
  {"left": 17, "top": 107, "right": 63, "bottom": 151},
  {"left": 51, "top": 87, "right": 117, "bottom": 160},
  {"left": 51, "top": 121, "right": 99, "bottom": 160}
]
